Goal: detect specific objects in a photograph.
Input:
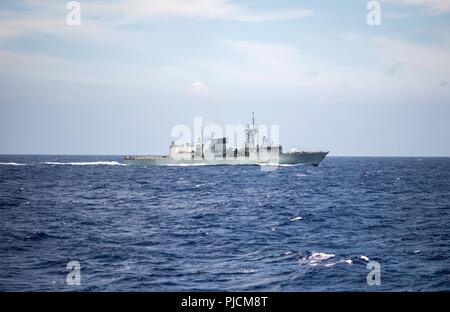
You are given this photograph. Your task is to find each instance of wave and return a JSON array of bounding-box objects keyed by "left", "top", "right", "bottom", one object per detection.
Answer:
[
  {"left": 299, "top": 252, "right": 335, "bottom": 266},
  {"left": 324, "top": 259, "right": 353, "bottom": 267},
  {"left": 360, "top": 255, "right": 370, "bottom": 262},
  {"left": 43, "top": 161, "right": 126, "bottom": 166},
  {"left": 0, "top": 162, "right": 27, "bottom": 166},
  {"left": 299, "top": 252, "right": 354, "bottom": 268},
  {"left": 24, "top": 231, "right": 51, "bottom": 240}
]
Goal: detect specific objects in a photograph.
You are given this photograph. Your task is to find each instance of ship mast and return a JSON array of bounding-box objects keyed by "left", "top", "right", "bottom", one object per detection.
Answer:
[
  {"left": 201, "top": 124, "right": 204, "bottom": 158},
  {"left": 245, "top": 112, "right": 258, "bottom": 149}
]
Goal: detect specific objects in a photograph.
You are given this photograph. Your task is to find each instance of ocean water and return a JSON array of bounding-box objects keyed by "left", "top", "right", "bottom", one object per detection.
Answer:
[{"left": 0, "top": 155, "right": 449, "bottom": 291}]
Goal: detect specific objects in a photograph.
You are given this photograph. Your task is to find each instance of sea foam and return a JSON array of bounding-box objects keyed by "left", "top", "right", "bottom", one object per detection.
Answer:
[
  {"left": 0, "top": 162, "right": 27, "bottom": 166},
  {"left": 299, "top": 252, "right": 336, "bottom": 266}
]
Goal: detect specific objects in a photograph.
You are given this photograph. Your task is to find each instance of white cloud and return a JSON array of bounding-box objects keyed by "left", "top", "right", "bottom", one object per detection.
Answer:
[
  {"left": 226, "top": 40, "right": 300, "bottom": 72},
  {"left": 386, "top": 0, "right": 450, "bottom": 13},
  {"left": 372, "top": 36, "right": 450, "bottom": 75},
  {"left": 0, "top": 0, "right": 313, "bottom": 43},
  {"left": 116, "top": 0, "right": 314, "bottom": 22},
  {"left": 191, "top": 35, "right": 450, "bottom": 106},
  {"left": 0, "top": 10, "right": 128, "bottom": 44},
  {"left": 0, "top": 49, "right": 166, "bottom": 87},
  {"left": 189, "top": 81, "right": 210, "bottom": 97}
]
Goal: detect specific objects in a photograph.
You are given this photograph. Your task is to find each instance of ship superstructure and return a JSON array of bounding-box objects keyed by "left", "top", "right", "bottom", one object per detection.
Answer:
[{"left": 124, "top": 113, "right": 328, "bottom": 166}]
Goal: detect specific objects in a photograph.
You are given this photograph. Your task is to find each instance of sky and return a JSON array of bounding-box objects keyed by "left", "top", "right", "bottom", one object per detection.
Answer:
[{"left": 0, "top": 0, "right": 449, "bottom": 156}]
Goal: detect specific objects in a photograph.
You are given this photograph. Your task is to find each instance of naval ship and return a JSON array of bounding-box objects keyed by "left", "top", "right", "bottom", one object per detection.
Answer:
[{"left": 124, "top": 114, "right": 328, "bottom": 166}]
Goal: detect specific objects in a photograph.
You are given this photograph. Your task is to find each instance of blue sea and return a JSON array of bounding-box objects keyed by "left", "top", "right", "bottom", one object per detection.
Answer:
[{"left": 0, "top": 155, "right": 449, "bottom": 291}]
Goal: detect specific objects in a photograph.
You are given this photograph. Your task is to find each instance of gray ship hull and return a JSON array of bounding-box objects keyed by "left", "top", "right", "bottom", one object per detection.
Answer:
[
  {"left": 279, "top": 151, "right": 328, "bottom": 165},
  {"left": 124, "top": 151, "right": 328, "bottom": 166}
]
